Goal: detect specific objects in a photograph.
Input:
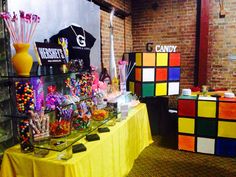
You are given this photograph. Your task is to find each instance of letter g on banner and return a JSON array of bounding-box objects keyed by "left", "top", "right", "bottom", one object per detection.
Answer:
[{"left": 146, "top": 42, "right": 153, "bottom": 52}]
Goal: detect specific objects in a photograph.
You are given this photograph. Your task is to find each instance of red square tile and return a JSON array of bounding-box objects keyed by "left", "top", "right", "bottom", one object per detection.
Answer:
[
  {"left": 169, "top": 53, "right": 180, "bottom": 66},
  {"left": 178, "top": 99, "right": 196, "bottom": 117},
  {"left": 156, "top": 68, "right": 167, "bottom": 81}
]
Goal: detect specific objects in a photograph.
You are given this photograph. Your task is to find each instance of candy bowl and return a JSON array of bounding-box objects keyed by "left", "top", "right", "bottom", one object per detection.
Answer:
[
  {"left": 91, "top": 109, "right": 108, "bottom": 121},
  {"left": 72, "top": 116, "right": 91, "bottom": 131},
  {"left": 49, "top": 119, "right": 71, "bottom": 138}
]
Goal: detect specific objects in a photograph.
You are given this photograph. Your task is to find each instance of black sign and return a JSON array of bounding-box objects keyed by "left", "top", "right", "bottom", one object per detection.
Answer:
[{"left": 35, "top": 42, "right": 67, "bottom": 65}]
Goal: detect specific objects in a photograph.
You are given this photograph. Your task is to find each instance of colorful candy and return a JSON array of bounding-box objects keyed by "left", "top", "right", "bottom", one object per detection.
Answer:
[
  {"left": 78, "top": 72, "right": 94, "bottom": 97},
  {"left": 18, "top": 118, "right": 34, "bottom": 153},
  {"left": 45, "top": 85, "right": 66, "bottom": 111},
  {"left": 49, "top": 120, "right": 71, "bottom": 137},
  {"left": 15, "top": 81, "right": 34, "bottom": 113}
]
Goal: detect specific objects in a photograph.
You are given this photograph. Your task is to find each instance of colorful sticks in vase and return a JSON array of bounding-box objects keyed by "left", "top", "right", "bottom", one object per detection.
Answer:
[{"left": 0, "top": 10, "right": 40, "bottom": 43}]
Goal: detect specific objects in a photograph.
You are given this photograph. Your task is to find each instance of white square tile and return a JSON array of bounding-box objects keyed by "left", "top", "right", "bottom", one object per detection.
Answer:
[
  {"left": 198, "top": 96, "right": 217, "bottom": 101},
  {"left": 168, "top": 82, "right": 180, "bottom": 95},
  {"left": 142, "top": 68, "right": 155, "bottom": 82},
  {"left": 197, "top": 137, "right": 215, "bottom": 154}
]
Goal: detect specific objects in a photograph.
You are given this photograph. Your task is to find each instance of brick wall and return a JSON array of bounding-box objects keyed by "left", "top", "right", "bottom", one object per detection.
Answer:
[
  {"left": 208, "top": 0, "right": 236, "bottom": 93},
  {"left": 101, "top": 0, "right": 133, "bottom": 71},
  {"left": 132, "top": 0, "right": 197, "bottom": 90}
]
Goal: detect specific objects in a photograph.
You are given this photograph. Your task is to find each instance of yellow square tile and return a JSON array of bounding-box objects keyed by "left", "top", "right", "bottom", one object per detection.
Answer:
[
  {"left": 136, "top": 53, "right": 142, "bottom": 66},
  {"left": 156, "top": 53, "right": 168, "bottom": 66},
  {"left": 155, "top": 83, "right": 167, "bottom": 96},
  {"left": 178, "top": 118, "right": 195, "bottom": 134},
  {"left": 198, "top": 101, "right": 216, "bottom": 118},
  {"left": 218, "top": 121, "right": 236, "bottom": 138},
  {"left": 143, "top": 53, "right": 155, "bottom": 66},
  {"left": 129, "top": 82, "right": 134, "bottom": 94}
]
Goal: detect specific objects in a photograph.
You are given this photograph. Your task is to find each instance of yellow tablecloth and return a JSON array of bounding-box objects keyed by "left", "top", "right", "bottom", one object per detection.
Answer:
[{"left": 0, "top": 103, "right": 153, "bottom": 177}]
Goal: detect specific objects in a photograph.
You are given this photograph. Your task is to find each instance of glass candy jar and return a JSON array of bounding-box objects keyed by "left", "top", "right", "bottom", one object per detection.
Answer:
[{"left": 18, "top": 118, "right": 34, "bottom": 153}]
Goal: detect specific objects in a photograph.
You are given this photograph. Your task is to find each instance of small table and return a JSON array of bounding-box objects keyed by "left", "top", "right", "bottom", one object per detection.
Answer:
[{"left": 0, "top": 103, "right": 153, "bottom": 177}]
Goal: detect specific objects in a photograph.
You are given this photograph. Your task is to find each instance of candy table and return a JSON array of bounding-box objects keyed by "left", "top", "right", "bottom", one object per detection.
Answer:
[{"left": 0, "top": 103, "right": 153, "bottom": 177}]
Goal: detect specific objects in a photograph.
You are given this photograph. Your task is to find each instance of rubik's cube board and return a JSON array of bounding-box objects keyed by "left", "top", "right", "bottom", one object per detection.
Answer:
[
  {"left": 124, "top": 52, "right": 180, "bottom": 97},
  {"left": 178, "top": 95, "right": 236, "bottom": 157}
]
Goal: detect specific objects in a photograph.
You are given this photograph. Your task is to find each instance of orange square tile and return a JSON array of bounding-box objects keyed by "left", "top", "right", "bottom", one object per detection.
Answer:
[
  {"left": 156, "top": 68, "right": 167, "bottom": 81},
  {"left": 143, "top": 53, "right": 155, "bottom": 66},
  {"left": 178, "top": 135, "right": 195, "bottom": 152},
  {"left": 219, "top": 102, "right": 236, "bottom": 120},
  {"left": 135, "top": 68, "right": 142, "bottom": 81}
]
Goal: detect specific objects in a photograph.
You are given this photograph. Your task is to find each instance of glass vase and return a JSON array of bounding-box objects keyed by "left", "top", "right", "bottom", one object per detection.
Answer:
[{"left": 11, "top": 43, "right": 33, "bottom": 76}]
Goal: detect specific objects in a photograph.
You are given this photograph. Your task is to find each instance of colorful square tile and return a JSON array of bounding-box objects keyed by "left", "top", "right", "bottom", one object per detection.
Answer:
[
  {"left": 168, "top": 82, "right": 179, "bottom": 95},
  {"left": 143, "top": 53, "right": 155, "bottom": 66},
  {"left": 178, "top": 118, "right": 195, "bottom": 134},
  {"left": 198, "top": 101, "right": 216, "bottom": 118},
  {"left": 168, "top": 67, "right": 180, "bottom": 81},
  {"left": 156, "top": 68, "right": 167, "bottom": 81},
  {"left": 219, "top": 102, "right": 236, "bottom": 120},
  {"left": 218, "top": 121, "right": 236, "bottom": 139},
  {"left": 169, "top": 53, "right": 180, "bottom": 66},
  {"left": 198, "top": 96, "right": 217, "bottom": 101},
  {"left": 143, "top": 68, "right": 155, "bottom": 82},
  {"left": 178, "top": 99, "right": 196, "bottom": 117},
  {"left": 142, "top": 83, "right": 154, "bottom": 97},
  {"left": 156, "top": 53, "right": 168, "bottom": 66},
  {"left": 135, "top": 53, "right": 142, "bottom": 66},
  {"left": 216, "top": 138, "right": 236, "bottom": 157},
  {"left": 129, "top": 82, "right": 134, "bottom": 94},
  {"left": 135, "top": 68, "right": 142, "bottom": 81},
  {"left": 178, "top": 135, "right": 195, "bottom": 152},
  {"left": 155, "top": 83, "right": 167, "bottom": 96},
  {"left": 196, "top": 118, "right": 217, "bottom": 137},
  {"left": 135, "top": 82, "right": 141, "bottom": 96},
  {"left": 197, "top": 137, "right": 215, "bottom": 154}
]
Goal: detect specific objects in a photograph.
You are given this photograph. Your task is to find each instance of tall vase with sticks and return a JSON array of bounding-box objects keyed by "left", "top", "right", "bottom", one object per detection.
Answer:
[
  {"left": 109, "top": 8, "right": 119, "bottom": 91},
  {"left": 0, "top": 11, "right": 40, "bottom": 76}
]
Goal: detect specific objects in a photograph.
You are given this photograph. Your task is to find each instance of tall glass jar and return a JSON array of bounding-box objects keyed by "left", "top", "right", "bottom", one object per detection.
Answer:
[{"left": 18, "top": 118, "right": 34, "bottom": 153}]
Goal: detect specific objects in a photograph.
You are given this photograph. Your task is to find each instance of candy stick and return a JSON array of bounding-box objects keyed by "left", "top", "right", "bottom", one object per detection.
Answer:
[
  {"left": 29, "top": 15, "right": 39, "bottom": 42},
  {"left": 19, "top": 10, "right": 25, "bottom": 43},
  {"left": 3, "top": 18, "right": 15, "bottom": 42},
  {"left": 27, "top": 14, "right": 36, "bottom": 43},
  {"left": 2, "top": 13, "right": 16, "bottom": 42},
  {"left": 126, "top": 62, "right": 136, "bottom": 80},
  {"left": 29, "top": 119, "right": 40, "bottom": 134},
  {"left": 8, "top": 17, "right": 18, "bottom": 43},
  {"left": 12, "top": 12, "right": 19, "bottom": 43},
  {"left": 25, "top": 13, "right": 31, "bottom": 43},
  {"left": 45, "top": 114, "right": 49, "bottom": 133}
]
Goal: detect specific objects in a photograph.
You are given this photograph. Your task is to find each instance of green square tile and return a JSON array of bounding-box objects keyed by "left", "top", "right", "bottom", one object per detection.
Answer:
[
  {"left": 197, "top": 118, "right": 217, "bottom": 137},
  {"left": 142, "top": 83, "right": 154, "bottom": 97}
]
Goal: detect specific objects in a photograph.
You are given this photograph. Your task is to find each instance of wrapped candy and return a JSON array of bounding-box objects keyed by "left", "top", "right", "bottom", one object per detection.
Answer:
[
  {"left": 31, "top": 78, "right": 44, "bottom": 112},
  {"left": 72, "top": 101, "right": 92, "bottom": 130},
  {"left": 78, "top": 72, "right": 94, "bottom": 97},
  {"left": 45, "top": 85, "right": 66, "bottom": 111}
]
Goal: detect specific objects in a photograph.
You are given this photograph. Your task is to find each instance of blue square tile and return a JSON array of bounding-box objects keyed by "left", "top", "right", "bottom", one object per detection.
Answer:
[{"left": 169, "top": 67, "right": 180, "bottom": 81}]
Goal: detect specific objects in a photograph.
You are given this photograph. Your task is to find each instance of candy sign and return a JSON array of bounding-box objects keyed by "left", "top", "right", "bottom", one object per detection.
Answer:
[
  {"left": 146, "top": 42, "right": 177, "bottom": 53},
  {"left": 35, "top": 42, "right": 67, "bottom": 65}
]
